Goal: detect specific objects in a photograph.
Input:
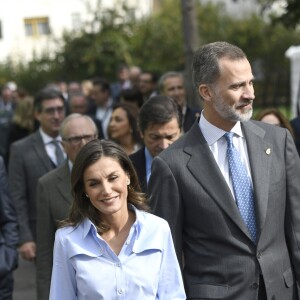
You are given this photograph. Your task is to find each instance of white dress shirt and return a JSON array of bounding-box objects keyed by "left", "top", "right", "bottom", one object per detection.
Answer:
[
  {"left": 39, "top": 128, "right": 65, "bottom": 166},
  {"left": 95, "top": 97, "right": 113, "bottom": 138},
  {"left": 199, "top": 112, "right": 253, "bottom": 198}
]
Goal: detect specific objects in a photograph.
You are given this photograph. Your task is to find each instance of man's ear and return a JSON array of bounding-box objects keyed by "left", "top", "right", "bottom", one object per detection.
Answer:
[{"left": 198, "top": 84, "right": 213, "bottom": 102}]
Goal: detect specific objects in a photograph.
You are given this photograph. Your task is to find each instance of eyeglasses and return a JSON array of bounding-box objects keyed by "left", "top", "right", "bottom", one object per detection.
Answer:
[
  {"left": 42, "top": 106, "right": 65, "bottom": 116},
  {"left": 63, "top": 135, "right": 97, "bottom": 145}
]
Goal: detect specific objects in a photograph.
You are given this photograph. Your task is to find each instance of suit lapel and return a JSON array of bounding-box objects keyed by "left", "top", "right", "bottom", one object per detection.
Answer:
[
  {"left": 184, "top": 122, "right": 251, "bottom": 239},
  {"left": 242, "top": 122, "right": 271, "bottom": 236},
  {"left": 32, "top": 131, "right": 53, "bottom": 170},
  {"left": 56, "top": 163, "right": 72, "bottom": 205}
]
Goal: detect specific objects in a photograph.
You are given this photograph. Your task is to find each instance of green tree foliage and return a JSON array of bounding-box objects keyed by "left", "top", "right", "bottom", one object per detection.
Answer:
[
  {"left": 53, "top": 3, "right": 135, "bottom": 81},
  {"left": 129, "top": 0, "right": 184, "bottom": 73}
]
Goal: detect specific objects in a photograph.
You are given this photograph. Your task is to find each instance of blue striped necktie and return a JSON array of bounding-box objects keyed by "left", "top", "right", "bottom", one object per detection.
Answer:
[{"left": 224, "top": 132, "right": 257, "bottom": 243}]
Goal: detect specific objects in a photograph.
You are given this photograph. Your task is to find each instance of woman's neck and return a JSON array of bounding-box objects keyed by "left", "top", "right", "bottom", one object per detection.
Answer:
[
  {"left": 101, "top": 209, "right": 136, "bottom": 255},
  {"left": 118, "top": 135, "right": 136, "bottom": 155}
]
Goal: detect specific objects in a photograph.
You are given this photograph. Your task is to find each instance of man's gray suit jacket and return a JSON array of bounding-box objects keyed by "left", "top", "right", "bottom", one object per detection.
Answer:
[
  {"left": 36, "top": 162, "right": 72, "bottom": 300},
  {"left": 148, "top": 120, "right": 300, "bottom": 300},
  {"left": 8, "top": 131, "right": 54, "bottom": 244}
]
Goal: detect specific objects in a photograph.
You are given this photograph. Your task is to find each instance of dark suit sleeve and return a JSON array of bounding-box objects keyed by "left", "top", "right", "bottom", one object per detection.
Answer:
[
  {"left": 284, "top": 130, "right": 300, "bottom": 285},
  {"left": 0, "top": 156, "right": 19, "bottom": 278},
  {"left": 36, "top": 178, "right": 56, "bottom": 300},
  {"left": 148, "top": 155, "right": 183, "bottom": 266},
  {"left": 8, "top": 142, "right": 33, "bottom": 244}
]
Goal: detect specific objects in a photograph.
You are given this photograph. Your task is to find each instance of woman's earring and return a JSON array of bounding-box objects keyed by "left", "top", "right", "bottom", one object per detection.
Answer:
[{"left": 85, "top": 193, "right": 89, "bottom": 198}]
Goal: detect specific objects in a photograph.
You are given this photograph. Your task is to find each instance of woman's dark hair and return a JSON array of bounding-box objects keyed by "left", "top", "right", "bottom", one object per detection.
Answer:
[
  {"left": 61, "top": 139, "right": 149, "bottom": 233},
  {"left": 108, "top": 102, "right": 142, "bottom": 145}
]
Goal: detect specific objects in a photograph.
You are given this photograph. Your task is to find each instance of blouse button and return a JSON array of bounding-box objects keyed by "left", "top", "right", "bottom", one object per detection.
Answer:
[{"left": 118, "top": 289, "right": 123, "bottom": 294}]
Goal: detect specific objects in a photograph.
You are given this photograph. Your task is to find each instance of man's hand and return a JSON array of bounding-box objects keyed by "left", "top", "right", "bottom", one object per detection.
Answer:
[{"left": 19, "top": 241, "right": 36, "bottom": 261}]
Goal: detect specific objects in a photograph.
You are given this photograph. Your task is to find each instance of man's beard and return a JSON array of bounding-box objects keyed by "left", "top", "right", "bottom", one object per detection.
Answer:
[{"left": 213, "top": 94, "right": 253, "bottom": 122}]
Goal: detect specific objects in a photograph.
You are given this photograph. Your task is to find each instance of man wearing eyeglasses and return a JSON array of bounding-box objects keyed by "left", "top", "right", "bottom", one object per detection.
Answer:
[
  {"left": 8, "top": 87, "right": 66, "bottom": 267},
  {"left": 36, "top": 113, "right": 98, "bottom": 300}
]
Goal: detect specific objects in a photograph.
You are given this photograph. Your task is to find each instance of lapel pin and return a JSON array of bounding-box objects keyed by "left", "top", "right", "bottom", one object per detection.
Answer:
[{"left": 265, "top": 148, "right": 271, "bottom": 155}]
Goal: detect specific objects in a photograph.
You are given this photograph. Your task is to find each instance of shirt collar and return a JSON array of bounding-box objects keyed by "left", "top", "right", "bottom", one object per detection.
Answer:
[
  {"left": 39, "top": 127, "right": 62, "bottom": 145},
  {"left": 199, "top": 111, "right": 243, "bottom": 146},
  {"left": 82, "top": 205, "right": 144, "bottom": 239},
  {"left": 144, "top": 147, "right": 153, "bottom": 183}
]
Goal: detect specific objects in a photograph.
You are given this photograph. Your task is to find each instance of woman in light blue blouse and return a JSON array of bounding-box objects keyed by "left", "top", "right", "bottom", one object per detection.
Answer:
[{"left": 49, "top": 139, "right": 186, "bottom": 300}]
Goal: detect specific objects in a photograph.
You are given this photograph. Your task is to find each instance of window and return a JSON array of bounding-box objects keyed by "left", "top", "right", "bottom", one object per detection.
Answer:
[
  {"left": 24, "top": 17, "right": 50, "bottom": 37},
  {"left": 0, "top": 20, "right": 2, "bottom": 39}
]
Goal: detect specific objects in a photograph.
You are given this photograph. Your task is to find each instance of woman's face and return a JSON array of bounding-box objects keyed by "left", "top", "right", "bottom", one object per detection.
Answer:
[
  {"left": 260, "top": 113, "right": 281, "bottom": 126},
  {"left": 83, "top": 156, "right": 130, "bottom": 219},
  {"left": 108, "top": 107, "right": 131, "bottom": 141}
]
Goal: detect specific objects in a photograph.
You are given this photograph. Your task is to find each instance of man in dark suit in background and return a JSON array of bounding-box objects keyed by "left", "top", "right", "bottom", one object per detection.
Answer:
[
  {"left": 290, "top": 115, "right": 300, "bottom": 156},
  {"left": 130, "top": 95, "right": 182, "bottom": 193},
  {"left": 159, "top": 71, "right": 201, "bottom": 132},
  {"left": 36, "top": 113, "right": 98, "bottom": 300},
  {"left": 8, "top": 87, "right": 66, "bottom": 262},
  {"left": 0, "top": 155, "right": 19, "bottom": 300},
  {"left": 89, "top": 78, "right": 114, "bottom": 138},
  {"left": 149, "top": 41, "right": 300, "bottom": 299},
  {"left": 67, "top": 91, "right": 104, "bottom": 139}
]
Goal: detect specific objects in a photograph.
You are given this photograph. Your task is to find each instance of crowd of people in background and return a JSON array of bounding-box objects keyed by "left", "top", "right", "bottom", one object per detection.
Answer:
[{"left": 1, "top": 51, "right": 300, "bottom": 299}]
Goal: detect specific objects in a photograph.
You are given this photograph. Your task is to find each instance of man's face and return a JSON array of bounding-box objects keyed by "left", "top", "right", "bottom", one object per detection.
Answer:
[
  {"left": 62, "top": 117, "right": 97, "bottom": 163},
  {"left": 139, "top": 73, "right": 155, "bottom": 96},
  {"left": 69, "top": 95, "right": 88, "bottom": 114},
  {"left": 1, "top": 87, "right": 13, "bottom": 102},
  {"left": 91, "top": 85, "right": 109, "bottom": 106},
  {"left": 35, "top": 98, "right": 65, "bottom": 138},
  {"left": 163, "top": 76, "right": 186, "bottom": 109},
  {"left": 141, "top": 117, "right": 181, "bottom": 157},
  {"left": 203, "top": 58, "right": 255, "bottom": 129}
]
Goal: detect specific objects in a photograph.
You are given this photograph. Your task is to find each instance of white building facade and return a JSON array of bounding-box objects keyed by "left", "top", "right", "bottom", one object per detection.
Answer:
[{"left": 0, "top": 0, "right": 153, "bottom": 63}]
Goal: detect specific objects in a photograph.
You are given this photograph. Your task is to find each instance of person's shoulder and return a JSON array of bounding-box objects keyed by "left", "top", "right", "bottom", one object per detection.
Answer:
[
  {"left": 55, "top": 225, "right": 78, "bottom": 240},
  {"left": 129, "top": 146, "right": 144, "bottom": 160},
  {"left": 247, "top": 120, "right": 287, "bottom": 134},
  {"left": 245, "top": 120, "right": 290, "bottom": 144},
  {"left": 39, "top": 163, "right": 68, "bottom": 184},
  {"left": 140, "top": 210, "right": 169, "bottom": 230},
  {"left": 187, "top": 105, "right": 201, "bottom": 114},
  {"left": 291, "top": 116, "right": 300, "bottom": 128},
  {"left": 10, "top": 130, "right": 39, "bottom": 149}
]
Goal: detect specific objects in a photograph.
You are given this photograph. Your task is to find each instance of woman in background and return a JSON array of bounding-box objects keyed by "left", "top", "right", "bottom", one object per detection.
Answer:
[
  {"left": 8, "top": 96, "right": 35, "bottom": 145},
  {"left": 255, "top": 107, "right": 294, "bottom": 138},
  {"left": 107, "top": 103, "right": 142, "bottom": 155},
  {"left": 49, "top": 139, "right": 185, "bottom": 300}
]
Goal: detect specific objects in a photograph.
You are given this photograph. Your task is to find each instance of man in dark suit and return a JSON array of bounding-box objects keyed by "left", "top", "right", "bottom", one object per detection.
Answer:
[
  {"left": 8, "top": 87, "right": 66, "bottom": 262},
  {"left": 67, "top": 91, "right": 104, "bottom": 139},
  {"left": 130, "top": 95, "right": 182, "bottom": 193},
  {"left": 159, "top": 71, "right": 201, "bottom": 132},
  {"left": 290, "top": 116, "right": 300, "bottom": 156},
  {"left": 0, "top": 155, "right": 19, "bottom": 300},
  {"left": 149, "top": 42, "right": 300, "bottom": 299},
  {"left": 89, "top": 78, "right": 114, "bottom": 138},
  {"left": 36, "top": 113, "right": 98, "bottom": 300}
]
